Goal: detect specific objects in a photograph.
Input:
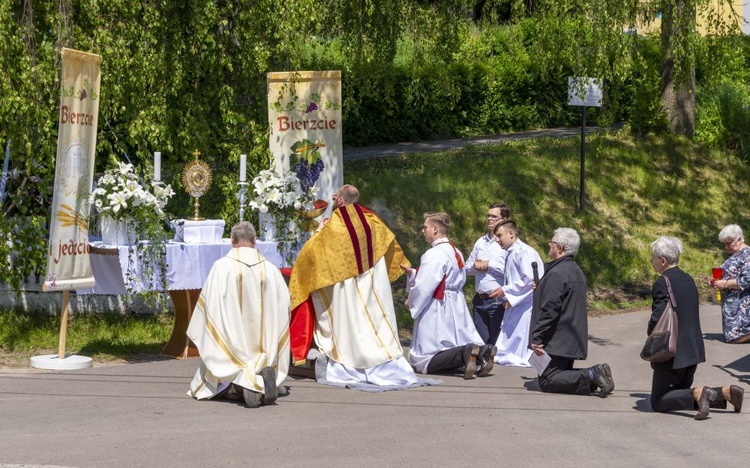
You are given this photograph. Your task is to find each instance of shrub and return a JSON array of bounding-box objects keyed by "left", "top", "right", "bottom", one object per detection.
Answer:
[
  {"left": 621, "top": 35, "right": 668, "bottom": 134},
  {"left": 696, "top": 80, "right": 750, "bottom": 161}
]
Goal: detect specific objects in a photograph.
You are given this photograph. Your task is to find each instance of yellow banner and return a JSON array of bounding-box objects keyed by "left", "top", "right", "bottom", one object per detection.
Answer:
[
  {"left": 43, "top": 48, "right": 102, "bottom": 291},
  {"left": 268, "top": 71, "right": 343, "bottom": 217}
]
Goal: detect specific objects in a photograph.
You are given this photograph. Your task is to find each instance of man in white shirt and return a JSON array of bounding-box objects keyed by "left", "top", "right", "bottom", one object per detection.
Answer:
[
  {"left": 489, "top": 219, "right": 544, "bottom": 367},
  {"left": 465, "top": 202, "right": 509, "bottom": 345},
  {"left": 403, "top": 212, "right": 495, "bottom": 379}
]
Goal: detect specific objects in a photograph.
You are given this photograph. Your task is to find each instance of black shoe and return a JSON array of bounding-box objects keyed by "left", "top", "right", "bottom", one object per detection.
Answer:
[
  {"left": 259, "top": 366, "right": 278, "bottom": 405},
  {"left": 728, "top": 385, "right": 744, "bottom": 413},
  {"left": 243, "top": 388, "right": 262, "bottom": 408},
  {"left": 695, "top": 386, "right": 718, "bottom": 420},
  {"left": 476, "top": 344, "right": 497, "bottom": 377},
  {"left": 222, "top": 383, "right": 242, "bottom": 401},
  {"left": 462, "top": 344, "right": 480, "bottom": 380},
  {"left": 592, "top": 364, "right": 614, "bottom": 397},
  {"left": 602, "top": 363, "right": 614, "bottom": 387}
]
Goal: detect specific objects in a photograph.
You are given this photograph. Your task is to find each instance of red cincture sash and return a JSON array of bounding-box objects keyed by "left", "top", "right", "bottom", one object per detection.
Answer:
[
  {"left": 433, "top": 276, "right": 446, "bottom": 299},
  {"left": 428, "top": 241, "right": 463, "bottom": 300}
]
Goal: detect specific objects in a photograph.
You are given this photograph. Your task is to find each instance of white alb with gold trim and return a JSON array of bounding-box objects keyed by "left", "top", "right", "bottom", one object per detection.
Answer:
[
  {"left": 187, "top": 247, "right": 290, "bottom": 399},
  {"left": 312, "top": 257, "right": 417, "bottom": 385}
]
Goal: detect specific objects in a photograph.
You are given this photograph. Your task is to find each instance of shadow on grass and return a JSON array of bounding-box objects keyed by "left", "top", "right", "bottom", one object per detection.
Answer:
[{"left": 77, "top": 340, "right": 171, "bottom": 363}]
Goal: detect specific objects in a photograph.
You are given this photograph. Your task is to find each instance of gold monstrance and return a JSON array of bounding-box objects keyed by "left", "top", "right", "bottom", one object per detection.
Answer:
[{"left": 181, "top": 149, "right": 212, "bottom": 220}]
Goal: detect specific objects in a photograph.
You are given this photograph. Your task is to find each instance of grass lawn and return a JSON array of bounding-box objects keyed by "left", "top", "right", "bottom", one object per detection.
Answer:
[
  {"left": 1, "top": 130, "right": 746, "bottom": 364},
  {"left": 347, "top": 130, "right": 748, "bottom": 317},
  {"left": 0, "top": 309, "right": 172, "bottom": 367}
]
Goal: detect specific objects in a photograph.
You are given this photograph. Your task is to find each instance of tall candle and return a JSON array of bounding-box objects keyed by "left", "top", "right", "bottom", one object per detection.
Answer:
[
  {"left": 239, "top": 154, "right": 247, "bottom": 182},
  {"left": 154, "top": 151, "right": 161, "bottom": 181}
]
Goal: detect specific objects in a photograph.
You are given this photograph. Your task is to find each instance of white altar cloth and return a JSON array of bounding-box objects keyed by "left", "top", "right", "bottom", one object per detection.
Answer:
[
  {"left": 77, "top": 240, "right": 288, "bottom": 294},
  {"left": 172, "top": 219, "right": 225, "bottom": 243}
]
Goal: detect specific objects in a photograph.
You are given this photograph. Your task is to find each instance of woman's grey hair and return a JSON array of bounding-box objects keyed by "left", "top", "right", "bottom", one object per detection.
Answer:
[
  {"left": 553, "top": 228, "right": 580, "bottom": 256},
  {"left": 651, "top": 236, "right": 683, "bottom": 265},
  {"left": 231, "top": 221, "right": 257, "bottom": 243},
  {"left": 719, "top": 224, "right": 744, "bottom": 243}
]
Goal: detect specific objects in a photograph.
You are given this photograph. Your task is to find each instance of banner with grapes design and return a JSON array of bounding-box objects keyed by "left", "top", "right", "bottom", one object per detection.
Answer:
[{"left": 267, "top": 71, "right": 343, "bottom": 219}]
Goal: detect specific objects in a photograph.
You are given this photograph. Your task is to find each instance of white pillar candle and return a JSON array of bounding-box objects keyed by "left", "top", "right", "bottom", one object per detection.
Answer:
[
  {"left": 153, "top": 151, "right": 161, "bottom": 181},
  {"left": 239, "top": 154, "right": 247, "bottom": 182}
]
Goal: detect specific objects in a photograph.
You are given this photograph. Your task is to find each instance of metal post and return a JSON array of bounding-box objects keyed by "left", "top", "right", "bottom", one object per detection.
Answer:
[{"left": 580, "top": 106, "right": 586, "bottom": 212}]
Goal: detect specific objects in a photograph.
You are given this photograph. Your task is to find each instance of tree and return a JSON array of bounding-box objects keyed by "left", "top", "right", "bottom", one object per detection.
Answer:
[
  {"left": 660, "top": 0, "right": 697, "bottom": 137},
  {"left": 522, "top": 0, "right": 738, "bottom": 137}
]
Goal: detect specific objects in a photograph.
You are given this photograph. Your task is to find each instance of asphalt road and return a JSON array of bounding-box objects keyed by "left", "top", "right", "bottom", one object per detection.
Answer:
[
  {"left": 1, "top": 303, "right": 748, "bottom": 467},
  {"left": 342, "top": 126, "right": 614, "bottom": 161}
]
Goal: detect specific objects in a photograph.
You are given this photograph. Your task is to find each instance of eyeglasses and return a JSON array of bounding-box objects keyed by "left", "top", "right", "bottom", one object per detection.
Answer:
[
  {"left": 549, "top": 240, "right": 562, "bottom": 247},
  {"left": 723, "top": 239, "right": 738, "bottom": 247}
]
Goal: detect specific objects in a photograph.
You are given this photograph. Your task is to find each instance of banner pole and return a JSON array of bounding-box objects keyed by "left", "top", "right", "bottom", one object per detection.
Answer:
[
  {"left": 32, "top": 288, "right": 90, "bottom": 369},
  {"left": 579, "top": 106, "right": 586, "bottom": 212},
  {"left": 58, "top": 290, "right": 70, "bottom": 359}
]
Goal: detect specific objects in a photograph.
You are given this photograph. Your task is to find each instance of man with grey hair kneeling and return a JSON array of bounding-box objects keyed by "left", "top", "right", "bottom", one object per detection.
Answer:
[
  {"left": 529, "top": 228, "right": 615, "bottom": 396},
  {"left": 187, "top": 221, "right": 291, "bottom": 408}
]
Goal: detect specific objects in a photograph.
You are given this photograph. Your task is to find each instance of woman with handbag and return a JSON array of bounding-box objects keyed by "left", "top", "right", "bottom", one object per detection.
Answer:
[{"left": 648, "top": 236, "right": 743, "bottom": 420}]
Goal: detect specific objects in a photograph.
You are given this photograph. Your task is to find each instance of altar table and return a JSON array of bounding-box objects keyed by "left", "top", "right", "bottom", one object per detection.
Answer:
[{"left": 78, "top": 240, "right": 289, "bottom": 358}]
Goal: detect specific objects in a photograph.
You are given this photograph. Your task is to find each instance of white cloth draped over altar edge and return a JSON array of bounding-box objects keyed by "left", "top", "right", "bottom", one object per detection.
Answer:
[{"left": 77, "top": 240, "right": 293, "bottom": 295}]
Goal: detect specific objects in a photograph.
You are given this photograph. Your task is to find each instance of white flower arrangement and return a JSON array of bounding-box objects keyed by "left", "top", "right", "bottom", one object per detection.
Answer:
[
  {"left": 90, "top": 162, "right": 175, "bottom": 222},
  {"left": 248, "top": 169, "right": 320, "bottom": 254},
  {"left": 249, "top": 169, "right": 317, "bottom": 216}
]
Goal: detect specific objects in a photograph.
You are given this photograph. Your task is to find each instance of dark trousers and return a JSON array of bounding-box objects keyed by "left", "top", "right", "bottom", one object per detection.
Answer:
[
  {"left": 427, "top": 346, "right": 467, "bottom": 373},
  {"left": 472, "top": 294, "right": 505, "bottom": 345},
  {"left": 650, "top": 364, "right": 729, "bottom": 412},
  {"left": 537, "top": 355, "right": 593, "bottom": 395}
]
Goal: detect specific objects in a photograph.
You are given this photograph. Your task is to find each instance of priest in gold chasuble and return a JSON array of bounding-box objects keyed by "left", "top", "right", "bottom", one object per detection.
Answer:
[{"left": 289, "top": 185, "right": 418, "bottom": 387}]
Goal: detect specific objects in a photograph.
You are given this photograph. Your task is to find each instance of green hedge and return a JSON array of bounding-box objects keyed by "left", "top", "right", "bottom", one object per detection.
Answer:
[{"left": 2, "top": 2, "right": 750, "bottom": 289}]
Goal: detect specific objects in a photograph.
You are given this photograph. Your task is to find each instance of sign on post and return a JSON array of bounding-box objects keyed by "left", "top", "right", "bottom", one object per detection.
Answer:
[
  {"left": 568, "top": 77, "right": 603, "bottom": 107},
  {"left": 568, "top": 77, "right": 602, "bottom": 212}
]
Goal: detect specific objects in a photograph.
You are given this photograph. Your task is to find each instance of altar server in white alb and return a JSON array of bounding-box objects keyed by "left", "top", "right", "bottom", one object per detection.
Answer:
[
  {"left": 489, "top": 219, "right": 544, "bottom": 367},
  {"left": 403, "top": 212, "right": 495, "bottom": 379},
  {"left": 187, "top": 221, "right": 290, "bottom": 408}
]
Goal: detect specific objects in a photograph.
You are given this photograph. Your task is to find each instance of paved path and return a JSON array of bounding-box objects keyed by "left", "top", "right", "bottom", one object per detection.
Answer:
[
  {"left": 1, "top": 304, "right": 748, "bottom": 467},
  {"left": 343, "top": 126, "right": 617, "bottom": 161}
]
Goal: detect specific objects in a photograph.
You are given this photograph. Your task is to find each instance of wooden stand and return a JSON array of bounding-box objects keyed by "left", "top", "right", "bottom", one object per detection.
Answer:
[
  {"left": 58, "top": 290, "right": 70, "bottom": 358},
  {"left": 161, "top": 289, "right": 201, "bottom": 359},
  {"left": 30, "top": 289, "right": 92, "bottom": 370}
]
